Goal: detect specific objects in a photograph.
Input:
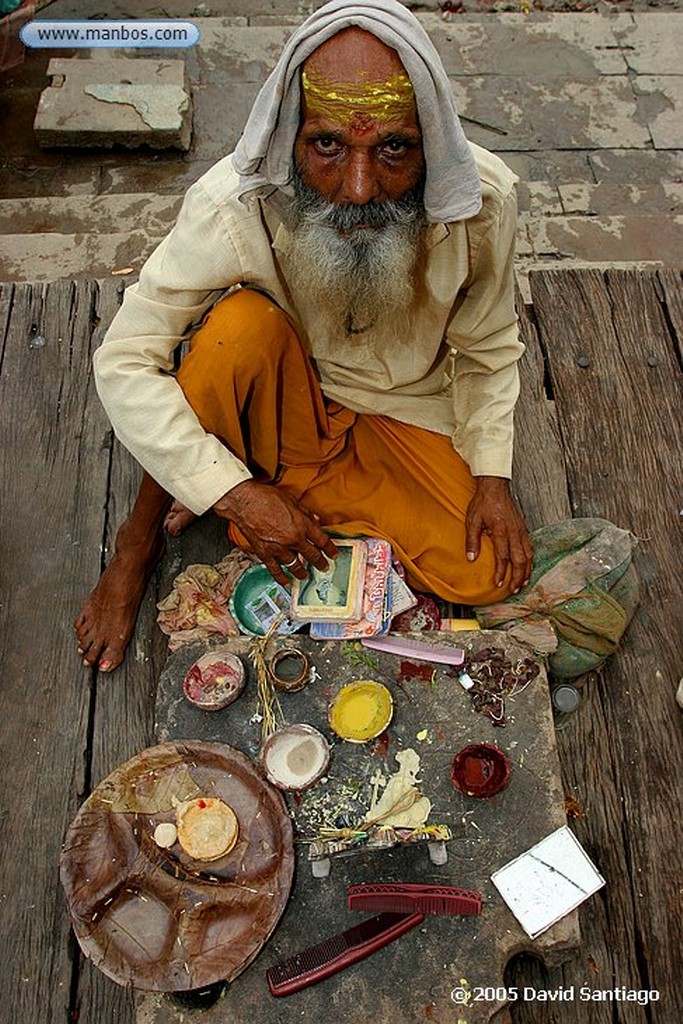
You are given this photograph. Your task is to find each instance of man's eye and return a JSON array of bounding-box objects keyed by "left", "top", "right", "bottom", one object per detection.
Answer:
[
  {"left": 381, "top": 139, "right": 409, "bottom": 157},
  {"left": 313, "top": 136, "right": 341, "bottom": 154}
]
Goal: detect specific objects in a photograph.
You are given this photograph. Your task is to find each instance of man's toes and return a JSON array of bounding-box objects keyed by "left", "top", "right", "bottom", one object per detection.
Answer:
[
  {"left": 83, "top": 643, "right": 104, "bottom": 667},
  {"left": 97, "top": 644, "right": 125, "bottom": 673}
]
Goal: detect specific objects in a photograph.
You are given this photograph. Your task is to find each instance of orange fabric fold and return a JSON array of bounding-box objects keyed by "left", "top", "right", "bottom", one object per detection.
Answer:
[{"left": 176, "top": 288, "right": 509, "bottom": 605}]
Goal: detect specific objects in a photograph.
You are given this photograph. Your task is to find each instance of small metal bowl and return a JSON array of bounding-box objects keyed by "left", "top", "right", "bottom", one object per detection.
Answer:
[
  {"left": 451, "top": 743, "right": 511, "bottom": 798},
  {"left": 267, "top": 648, "right": 310, "bottom": 693}
]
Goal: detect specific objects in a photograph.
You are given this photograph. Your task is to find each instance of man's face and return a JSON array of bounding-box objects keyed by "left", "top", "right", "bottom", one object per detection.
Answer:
[
  {"left": 286, "top": 30, "right": 426, "bottom": 336},
  {"left": 293, "top": 28, "right": 425, "bottom": 209}
]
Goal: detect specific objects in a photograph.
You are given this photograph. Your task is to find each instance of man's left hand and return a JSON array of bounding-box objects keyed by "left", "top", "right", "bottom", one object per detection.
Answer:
[{"left": 465, "top": 476, "right": 533, "bottom": 594}]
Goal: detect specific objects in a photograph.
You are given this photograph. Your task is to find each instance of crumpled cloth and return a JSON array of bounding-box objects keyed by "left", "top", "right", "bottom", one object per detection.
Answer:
[
  {"left": 231, "top": 0, "right": 482, "bottom": 224},
  {"left": 475, "top": 518, "right": 639, "bottom": 678},
  {"left": 157, "top": 549, "right": 255, "bottom": 651}
]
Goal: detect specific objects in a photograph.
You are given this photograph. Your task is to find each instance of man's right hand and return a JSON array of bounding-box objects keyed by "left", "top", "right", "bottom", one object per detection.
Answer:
[{"left": 213, "top": 480, "right": 338, "bottom": 587}]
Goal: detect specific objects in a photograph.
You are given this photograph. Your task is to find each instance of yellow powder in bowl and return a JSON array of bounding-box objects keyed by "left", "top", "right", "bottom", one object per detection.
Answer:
[{"left": 329, "top": 681, "right": 394, "bottom": 743}]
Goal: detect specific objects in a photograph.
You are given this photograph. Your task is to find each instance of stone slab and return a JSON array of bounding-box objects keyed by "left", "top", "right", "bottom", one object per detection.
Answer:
[
  {"left": 516, "top": 180, "right": 563, "bottom": 215},
  {"left": 423, "top": 12, "right": 632, "bottom": 77},
  {"left": 99, "top": 158, "right": 214, "bottom": 195},
  {"left": 140, "top": 632, "right": 578, "bottom": 1024},
  {"left": 587, "top": 146, "right": 683, "bottom": 183},
  {"left": 34, "top": 57, "right": 193, "bottom": 151},
  {"left": 495, "top": 149, "right": 594, "bottom": 182},
  {"left": 194, "top": 20, "right": 291, "bottom": 80},
  {"left": 524, "top": 211, "right": 683, "bottom": 263},
  {"left": 614, "top": 12, "right": 683, "bottom": 75},
  {"left": 0, "top": 194, "right": 182, "bottom": 237},
  {"left": 0, "top": 231, "right": 155, "bottom": 282},
  {"left": 634, "top": 76, "right": 683, "bottom": 149},
  {"left": 189, "top": 80, "right": 260, "bottom": 160},
  {"left": 451, "top": 76, "right": 651, "bottom": 150},
  {"left": 0, "top": 163, "right": 101, "bottom": 199},
  {"left": 557, "top": 181, "right": 683, "bottom": 216}
]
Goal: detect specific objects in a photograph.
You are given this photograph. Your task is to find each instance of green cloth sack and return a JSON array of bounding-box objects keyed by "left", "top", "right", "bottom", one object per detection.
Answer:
[{"left": 474, "top": 518, "right": 639, "bottom": 679}]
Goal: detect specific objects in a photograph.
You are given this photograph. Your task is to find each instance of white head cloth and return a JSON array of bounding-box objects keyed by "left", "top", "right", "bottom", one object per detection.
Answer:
[{"left": 231, "top": 0, "right": 482, "bottom": 223}]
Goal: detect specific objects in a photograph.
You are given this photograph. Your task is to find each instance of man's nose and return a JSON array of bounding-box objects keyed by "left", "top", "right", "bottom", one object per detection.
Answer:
[{"left": 339, "top": 151, "right": 381, "bottom": 205}]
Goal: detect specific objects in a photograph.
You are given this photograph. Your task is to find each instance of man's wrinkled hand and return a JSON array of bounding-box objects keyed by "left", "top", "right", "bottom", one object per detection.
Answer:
[
  {"left": 212, "top": 480, "right": 338, "bottom": 587},
  {"left": 465, "top": 476, "right": 533, "bottom": 594}
]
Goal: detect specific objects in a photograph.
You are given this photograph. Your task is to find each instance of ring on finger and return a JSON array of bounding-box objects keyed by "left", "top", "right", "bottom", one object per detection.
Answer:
[{"left": 282, "top": 555, "right": 301, "bottom": 569}]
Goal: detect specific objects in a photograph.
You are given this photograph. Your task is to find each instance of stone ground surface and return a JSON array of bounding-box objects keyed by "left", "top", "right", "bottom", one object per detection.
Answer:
[{"left": 0, "top": 1, "right": 681, "bottom": 284}]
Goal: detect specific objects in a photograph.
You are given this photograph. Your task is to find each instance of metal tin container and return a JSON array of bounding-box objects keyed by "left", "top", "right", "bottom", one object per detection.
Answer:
[{"left": 267, "top": 648, "right": 310, "bottom": 693}]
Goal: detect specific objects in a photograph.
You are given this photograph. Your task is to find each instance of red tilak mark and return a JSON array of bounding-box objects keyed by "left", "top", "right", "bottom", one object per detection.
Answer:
[
  {"left": 198, "top": 799, "right": 207, "bottom": 809},
  {"left": 349, "top": 110, "right": 376, "bottom": 135}
]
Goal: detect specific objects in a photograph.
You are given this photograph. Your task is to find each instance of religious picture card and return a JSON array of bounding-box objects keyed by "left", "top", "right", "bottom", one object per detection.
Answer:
[{"left": 290, "top": 539, "right": 367, "bottom": 623}]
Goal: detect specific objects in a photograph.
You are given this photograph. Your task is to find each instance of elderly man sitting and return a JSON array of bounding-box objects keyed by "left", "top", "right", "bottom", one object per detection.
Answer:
[{"left": 75, "top": 0, "right": 533, "bottom": 673}]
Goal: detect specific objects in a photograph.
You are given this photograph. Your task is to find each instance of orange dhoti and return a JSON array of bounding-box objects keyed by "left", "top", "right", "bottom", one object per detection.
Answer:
[{"left": 176, "top": 288, "right": 508, "bottom": 606}]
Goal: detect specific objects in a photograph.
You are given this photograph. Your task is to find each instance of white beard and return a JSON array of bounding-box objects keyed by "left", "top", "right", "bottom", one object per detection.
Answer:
[{"left": 285, "top": 172, "right": 425, "bottom": 338}]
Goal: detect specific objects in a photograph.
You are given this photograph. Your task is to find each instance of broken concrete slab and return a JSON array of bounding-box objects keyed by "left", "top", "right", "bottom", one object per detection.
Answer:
[{"left": 33, "top": 57, "right": 193, "bottom": 151}]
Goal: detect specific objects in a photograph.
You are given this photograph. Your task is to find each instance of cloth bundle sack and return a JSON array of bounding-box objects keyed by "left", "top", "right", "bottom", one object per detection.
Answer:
[{"left": 475, "top": 518, "right": 639, "bottom": 679}]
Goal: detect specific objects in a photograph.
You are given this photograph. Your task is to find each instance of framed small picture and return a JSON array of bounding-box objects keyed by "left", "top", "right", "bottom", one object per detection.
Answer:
[{"left": 290, "top": 539, "right": 367, "bottom": 622}]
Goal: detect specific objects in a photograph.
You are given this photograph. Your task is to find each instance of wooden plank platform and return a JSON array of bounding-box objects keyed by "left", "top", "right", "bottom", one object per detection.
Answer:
[{"left": 0, "top": 269, "right": 680, "bottom": 1024}]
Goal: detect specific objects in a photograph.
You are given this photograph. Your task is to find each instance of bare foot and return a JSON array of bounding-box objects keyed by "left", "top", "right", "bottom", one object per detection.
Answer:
[
  {"left": 164, "top": 500, "right": 197, "bottom": 538},
  {"left": 74, "top": 526, "right": 166, "bottom": 673}
]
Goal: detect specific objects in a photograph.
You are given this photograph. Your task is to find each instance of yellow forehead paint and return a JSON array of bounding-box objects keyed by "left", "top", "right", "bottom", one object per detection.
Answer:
[{"left": 301, "top": 66, "right": 415, "bottom": 131}]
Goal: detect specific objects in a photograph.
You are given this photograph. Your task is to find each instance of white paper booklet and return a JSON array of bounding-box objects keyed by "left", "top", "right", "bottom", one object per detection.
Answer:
[{"left": 491, "top": 825, "right": 605, "bottom": 939}]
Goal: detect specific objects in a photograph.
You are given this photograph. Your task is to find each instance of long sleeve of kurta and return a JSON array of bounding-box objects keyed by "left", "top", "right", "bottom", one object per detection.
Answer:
[
  {"left": 446, "top": 186, "right": 522, "bottom": 479},
  {"left": 93, "top": 165, "right": 256, "bottom": 514}
]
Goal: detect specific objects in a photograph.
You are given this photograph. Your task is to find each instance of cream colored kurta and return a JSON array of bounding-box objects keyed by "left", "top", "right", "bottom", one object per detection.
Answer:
[{"left": 94, "top": 143, "right": 523, "bottom": 517}]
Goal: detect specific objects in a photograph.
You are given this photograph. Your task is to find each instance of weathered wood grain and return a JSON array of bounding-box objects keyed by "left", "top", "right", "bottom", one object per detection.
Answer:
[
  {"left": 654, "top": 269, "right": 683, "bottom": 365},
  {"left": 512, "top": 290, "right": 572, "bottom": 531},
  {"left": 0, "top": 280, "right": 112, "bottom": 1024},
  {"left": 75, "top": 279, "right": 164, "bottom": 1024},
  {"left": 511, "top": 268, "right": 683, "bottom": 1023}
]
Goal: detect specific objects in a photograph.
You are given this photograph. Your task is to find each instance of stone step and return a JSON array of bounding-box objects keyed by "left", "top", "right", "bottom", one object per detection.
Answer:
[
  {"left": 0, "top": 231, "right": 161, "bottom": 282},
  {"left": 1, "top": 182, "right": 681, "bottom": 281},
  {"left": 0, "top": 193, "right": 183, "bottom": 237},
  {"left": 1, "top": 197, "right": 680, "bottom": 283}
]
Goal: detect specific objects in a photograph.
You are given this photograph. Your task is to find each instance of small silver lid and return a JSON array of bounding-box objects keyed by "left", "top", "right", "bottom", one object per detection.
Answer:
[{"left": 551, "top": 684, "right": 581, "bottom": 713}]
